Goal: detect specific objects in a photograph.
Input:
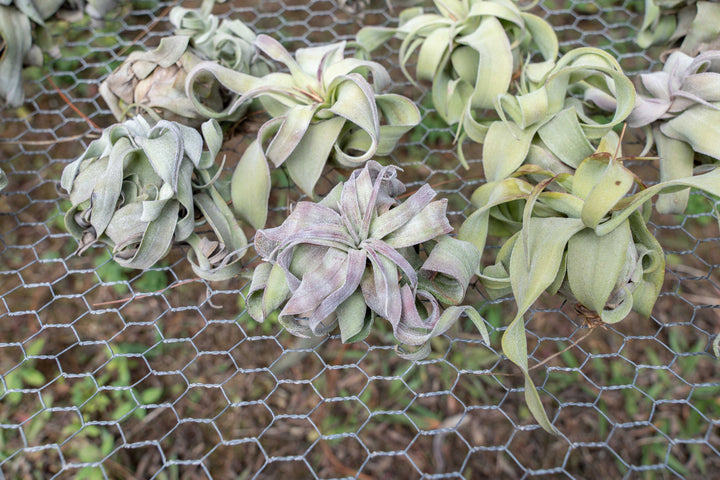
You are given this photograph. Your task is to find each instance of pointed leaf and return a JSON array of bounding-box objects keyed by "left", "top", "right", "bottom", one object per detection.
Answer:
[{"left": 231, "top": 140, "right": 271, "bottom": 229}]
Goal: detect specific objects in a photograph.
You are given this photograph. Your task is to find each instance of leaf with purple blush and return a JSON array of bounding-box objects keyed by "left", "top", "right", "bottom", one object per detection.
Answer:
[{"left": 248, "top": 161, "right": 485, "bottom": 359}]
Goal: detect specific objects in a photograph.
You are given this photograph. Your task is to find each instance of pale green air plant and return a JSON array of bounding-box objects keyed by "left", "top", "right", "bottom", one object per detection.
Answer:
[
  {"left": 61, "top": 116, "right": 248, "bottom": 280},
  {"left": 354, "top": 0, "right": 558, "bottom": 166},
  {"left": 462, "top": 47, "right": 636, "bottom": 180},
  {"left": 0, "top": 0, "right": 120, "bottom": 105},
  {"left": 169, "top": 0, "right": 270, "bottom": 76},
  {"left": 459, "top": 154, "right": 720, "bottom": 433},
  {"left": 185, "top": 35, "right": 421, "bottom": 229},
  {"left": 247, "top": 161, "right": 488, "bottom": 359},
  {"left": 628, "top": 50, "right": 720, "bottom": 214},
  {"left": 0, "top": 0, "right": 66, "bottom": 107},
  {"left": 637, "top": 0, "right": 720, "bottom": 54}
]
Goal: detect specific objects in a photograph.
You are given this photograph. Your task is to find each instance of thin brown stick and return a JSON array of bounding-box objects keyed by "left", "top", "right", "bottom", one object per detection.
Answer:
[
  {"left": 46, "top": 76, "right": 100, "bottom": 130},
  {"left": 92, "top": 278, "right": 201, "bottom": 307}
]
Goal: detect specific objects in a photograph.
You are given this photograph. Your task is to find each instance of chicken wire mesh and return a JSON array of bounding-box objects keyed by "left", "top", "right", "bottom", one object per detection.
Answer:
[{"left": 0, "top": 0, "right": 719, "bottom": 479}]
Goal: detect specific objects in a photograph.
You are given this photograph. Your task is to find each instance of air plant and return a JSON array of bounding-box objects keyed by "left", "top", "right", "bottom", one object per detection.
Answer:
[
  {"left": 354, "top": 0, "right": 558, "bottom": 164},
  {"left": 462, "top": 47, "right": 636, "bottom": 180},
  {"left": 0, "top": 1, "right": 64, "bottom": 107},
  {"left": 100, "top": 0, "right": 266, "bottom": 126},
  {"left": 61, "top": 116, "right": 248, "bottom": 280},
  {"left": 169, "top": 0, "right": 269, "bottom": 75},
  {"left": 247, "top": 161, "right": 488, "bottom": 359},
  {"left": 637, "top": 0, "right": 720, "bottom": 54},
  {"left": 0, "top": 0, "right": 122, "bottom": 106},
  {"left": 185, "top": 35, "right": 420, "bottom": 229},
  {"left": 459, "top": 153, "right": 720, "bottom": 432},
  {"left": 629, "top": 50, "right": 720, "bottom": 213}
]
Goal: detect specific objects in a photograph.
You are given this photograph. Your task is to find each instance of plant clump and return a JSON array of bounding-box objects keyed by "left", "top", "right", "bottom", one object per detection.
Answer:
[
  {"left": 247, "top": 161, "right": 488, "bottom": 359},
  {"left": 61, "top": 116, "right": 248, "bottom": 280}
]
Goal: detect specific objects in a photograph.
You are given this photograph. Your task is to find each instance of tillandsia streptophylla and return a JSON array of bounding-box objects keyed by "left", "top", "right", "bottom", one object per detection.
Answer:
[
  {"left": 169, "top": 0, "right": 270, "bottom": 76},
  {"left": 61, "top": 116, "right": 248, "bottom": 280},
  {"left": 0, "top": 0, "right": 72, "bottom": 106},
  {"left": 101, "top": 1, "right": 266, "bottom": 127},
  {"left": 247, "top": 161, "right": 489, "bottom": 360},
  {"left": 461, "top": 47, "right": 636, "bottom": 180},
  {"left": 459, "top": 152, "right": 720, "bottom": 433},
  {"left": 637, "top": 0, "right": 720, "bottom": 54},
  {"left": 354, "top": 0, "right": 558, "bottom": 165},
  {"left": 628, "top": 50, "right": 720, "bottom": 214},
  {"left": 185, "top": 35, "right": 420, "bottom": 229}
]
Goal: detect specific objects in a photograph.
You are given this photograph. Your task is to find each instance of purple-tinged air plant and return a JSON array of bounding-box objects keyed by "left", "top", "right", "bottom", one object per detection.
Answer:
[{"left": 247, "top": 161, "right": 488, "bottom": 359}]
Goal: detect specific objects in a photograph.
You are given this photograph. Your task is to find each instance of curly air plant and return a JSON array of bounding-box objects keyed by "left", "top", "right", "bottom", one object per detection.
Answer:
[
  {"left": 169, "top": 0, "right": 269, "bottom": 75},
  {"left": 637, "top": 0, "right": 720, "bottom": 53},
  {"left": 100, "top": 0, "right": 266, "bottom": 126},
  {"left": 185, "top": 35, "right": 420, "bottom": 229},
  {"left": 247, "top": 161, "right": 488, "bottom": 360},
  {"left": 459, "top": 153, "right": 720, "bottom": 433},
  {"left": 0, "top": 0, "right": 65, "bottom": 106},
  {"left": 355, "top": 0, "right": 558, "bottom": 166},
  {"left": 629, "top": 50, "right": 720, "bottom": 213},
  {"left": 463, "top": 47, "right": 636, "bottom": 180},
  {"left": 61, "top": 116, "right": 248, "bottom": 280}
]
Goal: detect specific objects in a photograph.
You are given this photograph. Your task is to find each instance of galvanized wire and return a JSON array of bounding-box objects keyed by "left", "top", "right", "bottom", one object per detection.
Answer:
[{"left": 0, "top": 1, "right": 719, "bottom": 479}]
